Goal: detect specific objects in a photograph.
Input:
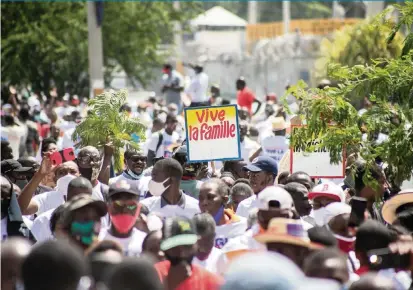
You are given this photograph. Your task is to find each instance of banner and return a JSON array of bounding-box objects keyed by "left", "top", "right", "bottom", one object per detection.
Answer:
[
  {"left": 185, "top": 105, "right": 241, "bottom": 162},
  {"left": 290, "top": 126, "right": 345, "bottom": 178}
]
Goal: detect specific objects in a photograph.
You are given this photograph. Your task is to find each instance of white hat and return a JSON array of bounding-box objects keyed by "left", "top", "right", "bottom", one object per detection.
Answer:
[
  {"left": 257, "top": 186, "right": 294, "bottom": 210},
  {"left": 309, "top": 181, "right": 344, "bottom": 202},
  {"left": 322, "top": 202, "right": 351, "bottom": 225}
]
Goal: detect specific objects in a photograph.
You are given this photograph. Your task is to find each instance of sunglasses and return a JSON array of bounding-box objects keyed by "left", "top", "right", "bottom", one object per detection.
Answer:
[
  {"left": 113, "top": 200, "right": 139, "bottom": 211},
  {"left": 77, "top": 155, "right": 101, "bottom": 164},
  {"left": 130, "top": 156, "right": 147, "bottom": 163}
]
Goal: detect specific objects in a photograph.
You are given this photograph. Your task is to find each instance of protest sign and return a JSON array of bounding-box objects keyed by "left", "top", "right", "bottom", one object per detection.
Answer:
[
  {"left": 290, "top": 126, "right": 345, "bottom": 178},
  {"left": 185, "top": 105, "right": 241, "bottom": 162}
]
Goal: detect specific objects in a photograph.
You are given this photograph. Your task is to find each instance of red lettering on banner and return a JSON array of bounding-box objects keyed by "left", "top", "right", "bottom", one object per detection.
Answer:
[{"left": 189, "top": 121, "right": 236, "bottom": 141}]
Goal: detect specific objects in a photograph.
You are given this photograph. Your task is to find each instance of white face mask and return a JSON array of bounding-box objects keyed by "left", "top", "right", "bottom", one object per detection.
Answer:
[
  {"left": 312, "top": 207, "right": 329, "bottom": 226},
  {"left": 148, "top": 178, "right": 170, "bottom": 197}
]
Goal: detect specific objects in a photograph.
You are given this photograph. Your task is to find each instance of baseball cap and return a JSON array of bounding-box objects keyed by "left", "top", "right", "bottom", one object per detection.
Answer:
[
  {"left": 64, "top": 194, "right": 107, "bottom": 217},
  {"left": 160, "top": 216, "right": 198, "bottom": 251},
  {"left": 1, "top": 159, "right": 32, "bottom": 175},
  {"left": 257, "top": 186, "right": 294, "bottom": 210},
  {"left": 244, "top": 156, "right": 278, "bottom": 176},
  {"left": 254, "top": 218, "right": 323, "bottom": 249},
  {"left": 308, "top": 181, "right": 344, "bottom": 202},
  {"left": 382, "top": 189, "right": 413, "bottom": 224},
  {"left": 107, "top": 180, "right": 140, "bottom": 199}
]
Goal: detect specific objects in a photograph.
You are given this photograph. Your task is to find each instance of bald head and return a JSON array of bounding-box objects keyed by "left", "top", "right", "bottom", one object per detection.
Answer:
[
  {"left": 349, "top": 273, "right": 395, "bottom": 290},
  {"left": 1, "top": 238, "right": 32, "bottom": 290},
  {"left": 78, "top": 146, "right": 100, "bottom": 156},
  {"left": 67, "top": 177, "right": 93, "bottom": 201}
]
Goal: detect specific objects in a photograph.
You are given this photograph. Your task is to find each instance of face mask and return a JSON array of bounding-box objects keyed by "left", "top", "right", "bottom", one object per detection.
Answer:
[
  {"left": 1, "top": 199, "right": 10, "bottom": 218},
  {"left": 126, "top": 169, "right": 142, "bottom": 180},
  {"left": 79, "top": 166, "right": 100, "bottom": 182},
  {"left": 148, "top": 178, "right": 170, "bottom": 197},
  {"left": 165, "top": 252, "right": 193, "bottom": 266},
  {"left": 110, "top": 204, "right": 141, "bottom": 234},
  {"left": 334, "top": 234, "right": 356, "bottom": 254},
  {"left": 70, "top": 221, "right": 100, "bottom": 246},
  {"left": 312, "top": 207, "right": 329, "bottom": 226},
  {"left": 213, "top": 205, "right": 225, "bottom": 224}
]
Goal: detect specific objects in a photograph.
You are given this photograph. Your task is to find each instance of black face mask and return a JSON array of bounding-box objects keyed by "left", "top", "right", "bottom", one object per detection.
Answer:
[
  {"left": 1, "top": 199, "right": 10, "bottom": 219},
  {"left": 165, "top": 252, "right": 194, "bottom": 266},
  {"left": 78, "top": 166, "right": 100, "bottom": 182}
]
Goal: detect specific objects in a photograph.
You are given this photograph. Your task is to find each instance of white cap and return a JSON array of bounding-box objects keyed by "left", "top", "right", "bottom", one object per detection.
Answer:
[
  {"left": 56, "top": 174, "right": 76, "bottom": 196},
  {"left": 322, "top": 202, "right": 351, "bottom": 225},
  {"left": 257, "top": 186, "right": 294, "bottom": 210},
  {"left": 309, "top": 181, "right": 345, "bottom": 202}
]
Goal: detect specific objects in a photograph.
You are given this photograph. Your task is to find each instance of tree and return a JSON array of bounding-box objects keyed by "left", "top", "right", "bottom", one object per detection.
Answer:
[
  {"left": 315, "top": 15, "right": 404, "bottom": 85},
  {"left": 286, "top": 3, "right": 413, "bottom": 188},
  {"left": 72, "top": 90, "right": 146, "bottom": 172},
  {"left": 1, "top": 2, "right": 199, "bottom": 97}
]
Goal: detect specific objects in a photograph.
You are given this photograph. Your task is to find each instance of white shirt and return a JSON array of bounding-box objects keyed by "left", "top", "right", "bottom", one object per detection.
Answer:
[
  {"left": 1, "top": 125, "right": 25, "bottom": 159},
  {"left": 1, "top": 218, "right": 8, "bottom": 240},
  {"left": 235, "top": 195, "right": 258, "bottom": 218},
  {"left": 215, "top": 218, "right": 248, "bottom": 249},
  {"left": 62, "top": 127, "right": 76, "bottom": 150},
  {"left": 91, "top": 182, "right": 105, "bottom": 201},
  {"left": 193, "top": 246, "right": 227, "bottom": 275},
  {"left": 32, "top": 191, "right": 65, "bottom": 215},
  {"left": 99, "top": 227, "right": 147, "bottom": 257},
  {"left": 109, "top": 175, "right": 150, "bottom": 199},
  {"left": 185, "top": 72, "right": 209, "bottom": 103},
  {"left": 147, "top": 129, "right": 180, "bottom": 159},
  {"left": 141, "top": 194, "right": 200, "bottom": 219},
  {"left": 31, "top": 209, "right": 54, "bottom": 242},
  {"left": 240, "top": 138, "right": 260, "bottom": 163}
]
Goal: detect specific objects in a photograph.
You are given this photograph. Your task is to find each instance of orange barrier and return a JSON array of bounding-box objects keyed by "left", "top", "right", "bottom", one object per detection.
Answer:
[{"left": 247, "top": 18, "right": 361, "bottom": 43}]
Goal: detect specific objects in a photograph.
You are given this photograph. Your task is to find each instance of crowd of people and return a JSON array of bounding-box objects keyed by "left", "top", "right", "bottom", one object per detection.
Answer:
[{"left": 1, "top": 64, "right": 413, "bottom": 290}]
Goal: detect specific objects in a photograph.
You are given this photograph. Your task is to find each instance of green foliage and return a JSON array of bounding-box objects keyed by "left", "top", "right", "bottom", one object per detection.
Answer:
[
  {"left": 72, "top": 90, "right": 146, "bottom": 172},
  {"left": 285, "top": 3, "right": 413, "bottom": 187},
  {"left": 1, "top": 2, "right": 199, "bottom": 96},
  {"left": 315, "top": 16, "right": 403, "bottom": 86}
]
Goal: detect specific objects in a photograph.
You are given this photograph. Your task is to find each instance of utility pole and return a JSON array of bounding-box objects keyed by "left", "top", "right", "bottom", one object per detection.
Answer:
[
  {"left": 283, "top": 1, "right": 290, "bottom": 35},
  {"left": 365, "top": 1, "right": 385, "bottom": 18},
  {"left": 248, "top": 1, "right": 258, "bottom": 24},
  {"left": 173, "top": 1, "right": 184, "bottom": 75},
  {"left": 87, "top": 2, "right": 104, "bottom": 98}
]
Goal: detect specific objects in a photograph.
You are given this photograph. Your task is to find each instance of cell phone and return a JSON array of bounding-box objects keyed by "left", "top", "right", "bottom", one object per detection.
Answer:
[
  {"left": 368, "top": 248, "right": 411, "bottom": 270},
  {"left": 50, "top": 148, "right": 75, "bottom": 166},
  {"left": 348, "top": 196, "right": 367, "bottom": 227}
]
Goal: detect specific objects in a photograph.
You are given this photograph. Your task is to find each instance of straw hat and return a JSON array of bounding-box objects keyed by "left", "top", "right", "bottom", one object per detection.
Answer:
[
  {"left": 272, "top": 117, "right": 287, "bottom": 131},
  {"left": 381, "top": 189, "right": 413, "bottom": 224},
  {"left": 254, "top": 218, "right": 323, "bottom": 249}
]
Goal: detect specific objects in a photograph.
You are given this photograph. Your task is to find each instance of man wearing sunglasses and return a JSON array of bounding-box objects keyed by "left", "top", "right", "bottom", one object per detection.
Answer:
[
  {"left": 109, "top": 149, "right": 151, "bottom": 199},
  {"left": 76, "top": 146, "right": 109, "bottom": 203},
  {"left": 99, "top": 180, "right": 147, "bottom": 257}
]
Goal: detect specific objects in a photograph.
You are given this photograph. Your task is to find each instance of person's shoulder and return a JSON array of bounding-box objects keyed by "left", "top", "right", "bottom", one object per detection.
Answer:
[
  {"left": 140, "top": 196, "right": 160, "bottom": 207},
  {"left": 184, "top": 194, "right": 200, "bottom": 206},
  {"left": 109, "top": 174, "right": 124, "bottom": 184},
  {"left": 238, "top": 195, "right": 255, "bottom": 207},
  {"left": 34, "top": 208, "right": 55, "bottom": 222}
]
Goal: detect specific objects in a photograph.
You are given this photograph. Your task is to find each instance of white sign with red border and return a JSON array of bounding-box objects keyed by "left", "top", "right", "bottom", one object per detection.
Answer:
[{"left": 290, "top": 126, "right": 345, "bottom": 178}]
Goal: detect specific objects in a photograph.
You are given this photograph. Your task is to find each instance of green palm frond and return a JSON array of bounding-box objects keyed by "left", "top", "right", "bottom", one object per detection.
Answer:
[{"left": 72, "top": 89, "right": 146, "bottom": 172}]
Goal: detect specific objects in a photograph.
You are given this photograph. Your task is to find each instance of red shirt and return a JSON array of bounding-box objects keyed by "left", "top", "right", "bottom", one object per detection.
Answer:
[
  {"left": 155, "top": 260, "right": 223, "bottom": 290},
  {"left": 237, "top": 87, "right": 256, "bottom": 115}
]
